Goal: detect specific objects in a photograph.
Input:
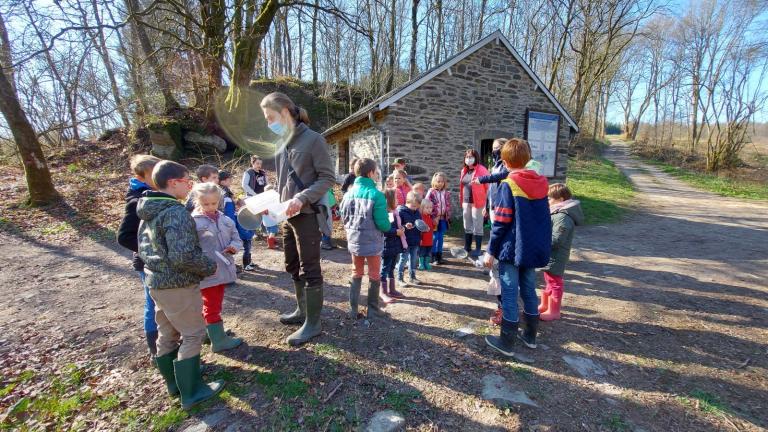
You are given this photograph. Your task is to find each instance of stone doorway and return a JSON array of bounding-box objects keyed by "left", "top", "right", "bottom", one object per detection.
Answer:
[{"left": 480, "top": 138, "right": 495, "bottom": 168}]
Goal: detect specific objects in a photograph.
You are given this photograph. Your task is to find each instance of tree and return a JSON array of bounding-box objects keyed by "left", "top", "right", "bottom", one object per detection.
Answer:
[{"left": 0, "top": 12, "right": 58, "bottom": 205}]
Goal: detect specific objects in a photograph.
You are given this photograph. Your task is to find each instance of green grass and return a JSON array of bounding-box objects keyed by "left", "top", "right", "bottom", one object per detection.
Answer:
[
  {"left": 679, "top": 390, "right": 731, "bottom": 416},
  {"left": 567, "top": 156, "right": 635, "bottom": 224},
  {"left": 151, "top": 407, "right": 188, "bottom": 432},
  {"left": 604, "top": 413, "right": 629, "bottom": 431},
  {"left": 645, "top": 159, "right": 768, "bottom": 200},
  {"left": 382, "top": 389, "right": 423, "bottom": 412},
  {"left": 96, "top": 395, "right": 121, "bottom": 411}
]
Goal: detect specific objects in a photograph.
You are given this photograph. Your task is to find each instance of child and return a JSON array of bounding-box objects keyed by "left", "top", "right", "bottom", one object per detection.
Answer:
[
  {"left": 340, "top": 157, "right": 358, "bottom": 193},
  {"left": 418, "top": 200, "right": 435, "bottom": 270},
  {"left": 483, "top": 138, "right": 551, "bottom": 357},
  {"left": 117, "top": 154, "right": 160, "bottom": 356},
  {"left": 321, "top": 188, "right": 338, "bottom": 250},
  {"left": 538, "top": 183, "right": 583, "bottom": 321},
  {"left": 219, "top": 171, "right": 256, "bottom": 271},
  {"left": 186, "top": 164, "right": 221, "bottom": 212},
  {"left": 262, "top": 184, "right": 280, "bottom": 249},
  {"left": 242, "top": 155, "right": 267, "bottom": 197},
  {"left": 396, "top": 191, "right": 423, "bottom": 288},
  {"left": 392, "top": 169, "right": 412, "bottom": 207},
  {"left": 191, "top": 183, "right": 244, "bottom": 352},
  {"left": 425, "top": 172, "right": 451, "bottom": 265},
  {"left": 380, "top": 189, "right": 405, "bottom": 303},
  {"left": 340, "top": 158, "right": 391, "bottom": 319},
  {"left": 136, "top": 161, "right": 223, "bottom": 409},
  {"left": 412, "top": 182, "right": 427, "bottom": 200},
  {"left": 385, "top": 174, "right": 395, "bottom": 189}
]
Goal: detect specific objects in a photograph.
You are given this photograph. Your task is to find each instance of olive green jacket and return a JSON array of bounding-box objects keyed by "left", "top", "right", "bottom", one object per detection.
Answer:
[{"left": 541, "top": 200, "right": 584, "bottom": 276}]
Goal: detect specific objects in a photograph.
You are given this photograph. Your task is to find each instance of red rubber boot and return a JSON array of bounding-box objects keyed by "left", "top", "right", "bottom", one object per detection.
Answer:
[
  {"left": 538, "top": 291, "right": 550, "bottom": 314},
  {"left": 540, "top": 295, "right": 561, "bottom": 321},
  {"left": 267, "top": 236, "right": 277, "bottom": 249}
]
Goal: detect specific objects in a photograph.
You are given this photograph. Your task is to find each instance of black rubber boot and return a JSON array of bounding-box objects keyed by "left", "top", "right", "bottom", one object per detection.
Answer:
[
  {"left": 464, "top": 233, "right": 473, "bottom": 253},
  {"left": 349, "top": 277, "right": 362, "bottom": 319},
  {"left": 173, "top": 355, "right": 224, "bottom": 410},
  {"left": 279, "top": 279, "right": 306, "bottom": 325},
  {"left": 287, "top": 283, "right": 323, "bottom": 346},
  {"left": 485, "top": 318, "right": 518, "bottom": 357},
  {"left": 367, "top": 279, "right": 386, "bottom": 318},
  {"left": 146, "top": 330, "right": 158, "bottom": 356},
  {"left": 517, "top": 313, "right": 539, "bottom": 349},
  {"left": 473, "top": 235, "right": 483, "bottom": 257},
  {"left": 154, "top": 348, "right": 180, "bottom": 396},
  {"left": 206, "top": 321, "right": 243, "bottom": 353},
  {"left": 436, "top": 252, "right": 445, "bottom": 265}
]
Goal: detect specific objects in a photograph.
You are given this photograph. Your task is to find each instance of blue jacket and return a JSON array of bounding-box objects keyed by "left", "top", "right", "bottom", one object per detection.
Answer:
[
  {"left": 488, "top": 170, "right": 551, "bottom": 267},
  {"left": 478, "top": 158, "right": 509, "bottom": 208},
  {"left": 396, "top": 205, "right": 422, "bottom": 248},
  {"left": 221, "top": 186, "right": 254, "bottom": 241},
  {"left": 382, "top": 215, "right": 405, "bottom": 256}
]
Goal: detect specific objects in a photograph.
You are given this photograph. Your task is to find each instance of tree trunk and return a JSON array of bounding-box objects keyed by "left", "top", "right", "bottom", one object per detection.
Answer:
[
  {"left": 435, "top": 0, "right": 443, "bottom": 64},
  {"left": 124, "top": 0, "right": 179, "bottom": 113},
  {"left": 386, "top": 0, "right": 396, "bottom": 92},
  {"left": 311, "top": 0, "right": 319, "bottom": 84},
  {"left": 89, "top": 0, "right": 130, "bottom": 128},
  {"left": 0, "top": 60, "right": 58, "bottom": 205},
  {"left": 409, "top": 0, "right": 420, "bottom": 79}
]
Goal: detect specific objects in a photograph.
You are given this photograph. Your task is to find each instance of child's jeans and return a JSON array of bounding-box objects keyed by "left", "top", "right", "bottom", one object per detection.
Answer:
[
  {"left": 380, "top": 254, "right": 398, "bottom": 282},
  {"left": 499, "top": 261, "right": 539, "bottom": 322},
  {"left": 432, "top": 219, "right": 448, "bottom": 254},
  {"left": 419, "top": 246, "right": 432, "bottom": 259},
  {"left": 397, "top": 246, "right": 419, "bottom": 279},
  {"left": 543, "top": 272, "right": 564, "bottom": 298},
  {"left": 242, "top": 238, "right": 252, "bottom": 266},
  {"left": 351, "top": 254, "right": 382, "bottom": 281},
  {"left": 200, "top": 284, "right": 226, "bottom": 324},
  {"left": 149, "top": 285, "right": 206, "bottom": 360},
  {"left": 137, "top": 271, "right": 157, "bottom": 333}
]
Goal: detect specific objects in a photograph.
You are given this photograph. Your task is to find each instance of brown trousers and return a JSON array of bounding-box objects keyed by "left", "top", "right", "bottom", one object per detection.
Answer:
[
  {"left": 149, "top": 285, "right": 206, "bottom": 360},
  {"left": 283, "top": 212, "right": 323, "bottom": 286}
]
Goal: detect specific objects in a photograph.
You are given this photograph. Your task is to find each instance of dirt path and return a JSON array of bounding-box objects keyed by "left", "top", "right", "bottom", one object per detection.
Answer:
[{"left": 1, "top": 141, "right": 767, "bottom": 431}]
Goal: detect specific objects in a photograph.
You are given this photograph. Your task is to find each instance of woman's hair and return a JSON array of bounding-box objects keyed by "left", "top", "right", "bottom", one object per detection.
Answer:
[
  {"left": 463, "top": 149, "right": 482, "bottom": 169},
  {"left": 383, "top": 188, "right": 397, "bottom": 210},
  {"left": 192, "top": 182, "right": 222, "bottom": 206},
  {"left": 548, "top": 183, "right": 572, "bottom": 201},
  {"left": 430, "top": 172, "right": 447, "bottom": 190},
  {"left": 501, "top": 138, "right": 532, "bottom": 169},
  {"left": 493, "top": 138, "right": 507, "bottom": 150},
  {"left": 392, "top": 169, "right": 411, "bottom": 186},
  {"left": 260, "top": 92, "right": 310, "bottom": 125}
]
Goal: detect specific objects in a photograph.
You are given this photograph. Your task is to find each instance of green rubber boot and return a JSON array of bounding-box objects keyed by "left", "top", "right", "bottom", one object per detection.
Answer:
[
  {"left": 424, "top": 256, "right": 432, "bottom": 270},
  {"left": 173, "top": 355, "right": 224, "bottom": 410},
  {"left": 367, "top": 279, "right": 386, "bottom": 318},
  {"left": 206, "top": 321, "right": 242, "bottom": 353},
  {"left": 286, "top": 283, "right": 323, "bottom": 346},
  {"left": 279, "top": 279, "right": 306, "bottom": 325},
  {"left": 349, "top": 277, "right": 362, "bottom": 319},
  {"left": 417, "top": 256, "right": 426, "bottom": 270},
  {"left": 154, "top": 348, "right": 180, "bottom": 396}
]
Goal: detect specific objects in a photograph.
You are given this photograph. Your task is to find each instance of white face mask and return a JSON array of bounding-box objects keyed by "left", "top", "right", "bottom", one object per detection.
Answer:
[{"left": 465, "top": 157, "right": 475, "bottom": 166}]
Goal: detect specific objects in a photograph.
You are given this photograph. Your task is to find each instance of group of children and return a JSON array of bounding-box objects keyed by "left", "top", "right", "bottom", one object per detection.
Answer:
[
  {"left": 340, "top": 139, "right": 582, "bottom": 359},
  {"left": 118, "top": 138, "right": 582, "bottom": 410}
]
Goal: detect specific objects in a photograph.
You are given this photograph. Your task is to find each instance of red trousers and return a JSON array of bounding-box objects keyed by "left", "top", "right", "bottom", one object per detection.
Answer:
[
  {"left": 351, "top": 254, "right": 382, "bottom": 281},
  {"left": 543, "top": 272, "right": 564, "bottom": 299},
  {"left": 200, "top": 284, "right": 226, "bottom": 324}
]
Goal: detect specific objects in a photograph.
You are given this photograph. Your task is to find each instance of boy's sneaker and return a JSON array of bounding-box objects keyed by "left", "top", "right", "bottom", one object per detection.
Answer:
[
  {"left": 409, "top": 277, "right": 421, "bottom": 286},
  {"left": 397, "top": 277, "right": 408, "bottom": 287},
  {"left": 244, "top": 264, "right": 255, "bottom": 271}
]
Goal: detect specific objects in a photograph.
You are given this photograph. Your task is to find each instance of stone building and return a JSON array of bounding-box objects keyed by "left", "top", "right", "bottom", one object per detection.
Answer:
[{"left": 323, "top": 31, "right": 579, "bottom": 209}]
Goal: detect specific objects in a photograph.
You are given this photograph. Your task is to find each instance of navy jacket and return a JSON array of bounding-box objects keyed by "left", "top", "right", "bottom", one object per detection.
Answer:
[
  {"left": 396, "top": 205, "right": 422, "bottom": 248},
  {"left": 117, "top": 179, "right": 151, "bottom": 271},
  {"left": 478, "top": 158, "right": 509, "bottom": 208}
]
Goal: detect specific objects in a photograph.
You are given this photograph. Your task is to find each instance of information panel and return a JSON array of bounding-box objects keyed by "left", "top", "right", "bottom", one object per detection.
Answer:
[{"left": 526, "top": 111, "right": 559, "bottom": 177}]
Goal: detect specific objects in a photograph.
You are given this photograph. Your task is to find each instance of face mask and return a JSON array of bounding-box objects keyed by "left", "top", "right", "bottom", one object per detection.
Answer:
[
  {"left": 268, "top": 121, "right": 286, "bottom": 136},
  {"left": 465, "top": 157, "right": 475, "bottom": 166},
  {"left": 492, "top": 149, "right": 501, "bottom": 161}
]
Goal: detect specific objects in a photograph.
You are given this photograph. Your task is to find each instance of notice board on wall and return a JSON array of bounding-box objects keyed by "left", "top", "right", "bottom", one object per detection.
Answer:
[{"left": 526, "top": 111, "right": 560, "bottom": 177}]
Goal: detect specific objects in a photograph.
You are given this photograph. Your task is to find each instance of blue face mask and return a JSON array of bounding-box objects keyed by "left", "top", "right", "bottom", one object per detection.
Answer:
[{"left": 268, "top": 122, "right": 287, "bottom": 136}]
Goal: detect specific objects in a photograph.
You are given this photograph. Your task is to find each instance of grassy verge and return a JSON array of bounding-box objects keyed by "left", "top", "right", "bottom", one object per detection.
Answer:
[
  {"left": 643, "top": 159, "right": 768, "bottom": 200},
  {"left": 567, "top": 154, "right": 634, "bottom": 225}
]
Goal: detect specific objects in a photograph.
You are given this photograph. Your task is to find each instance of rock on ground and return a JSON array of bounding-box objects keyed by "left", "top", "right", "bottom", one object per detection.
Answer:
[
  {"left": 481, "top": 374, "right": 538, "bottom": 407},
  {"left": 366, "top": 410, "right": 405, "bottom": 432}
]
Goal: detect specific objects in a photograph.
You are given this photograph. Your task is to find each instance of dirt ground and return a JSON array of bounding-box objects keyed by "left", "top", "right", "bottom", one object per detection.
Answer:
[{"left": 1, "top": 140, "right": 767, "bottom": 431}]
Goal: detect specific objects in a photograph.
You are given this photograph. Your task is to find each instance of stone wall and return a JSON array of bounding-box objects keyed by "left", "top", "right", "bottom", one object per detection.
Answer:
[{"left": 380, "top": 42, "right": 571, "bottom": 211}]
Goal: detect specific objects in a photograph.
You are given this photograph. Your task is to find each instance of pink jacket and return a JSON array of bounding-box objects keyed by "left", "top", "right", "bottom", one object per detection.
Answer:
[{"left": 459, "top": 164, "right": 490, "bottom": 209}]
